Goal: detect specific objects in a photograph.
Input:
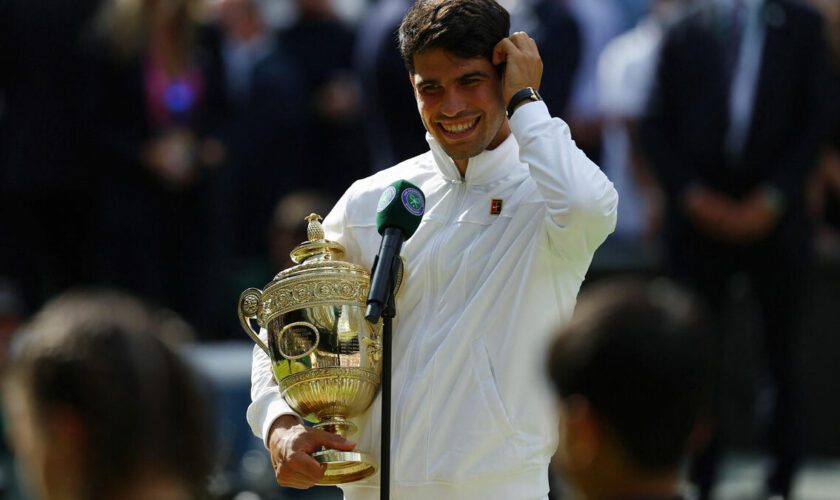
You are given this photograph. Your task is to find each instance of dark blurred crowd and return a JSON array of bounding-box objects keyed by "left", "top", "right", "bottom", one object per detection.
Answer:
[
  {"left": 2, "top": 0, "right": 840, "bottom": 497},
  {"left": 0, "top": 0, "right": 591, "bottom": 341},
  {"left": 3, "top": 0, "right": 836, "bottom": 339}
]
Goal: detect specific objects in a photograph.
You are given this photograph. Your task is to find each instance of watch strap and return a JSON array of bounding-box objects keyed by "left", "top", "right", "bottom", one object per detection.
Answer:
[{"left": 507, "top": 87, "right": 542, "bottom": 117}]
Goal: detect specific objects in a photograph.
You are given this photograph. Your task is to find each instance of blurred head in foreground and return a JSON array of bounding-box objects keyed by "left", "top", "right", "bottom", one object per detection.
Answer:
[
  {"left": 547, "top": 279, "right": 714, "bottom": 500},
  {"left": 2, "top": 290, "right": 213, "bottom": 500}
]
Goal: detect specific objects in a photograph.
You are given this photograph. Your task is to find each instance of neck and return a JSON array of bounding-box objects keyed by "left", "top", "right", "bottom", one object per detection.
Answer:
[{"left": 454, "top": 158, "right": 468, "bottom": 176}]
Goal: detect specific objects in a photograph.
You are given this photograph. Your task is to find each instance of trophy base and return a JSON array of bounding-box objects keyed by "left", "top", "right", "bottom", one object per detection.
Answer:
[{"left": 313, "top": 450, "right": 376, "bottom": 485}]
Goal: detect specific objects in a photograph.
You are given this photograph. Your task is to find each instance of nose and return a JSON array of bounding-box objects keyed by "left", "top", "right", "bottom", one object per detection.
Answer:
[{"left": 440, "top": 88, "right": 466, "bottom": 117}]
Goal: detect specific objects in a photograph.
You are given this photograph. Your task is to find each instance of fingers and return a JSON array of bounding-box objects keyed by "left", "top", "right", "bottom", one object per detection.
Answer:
[
  {"left": 292, "top": 427, "right": 355, "bottom": 453},
  {"left": 494, "top": 31, "right": 543, "bottom": 103},
  {"left": 276, "top": 450, "right": 326, "bottom": 489},
  {"left": 269, "top": 423, "right": 357, "bottom": 489},
  {"left": 509, "top": 31, "right": 538, "bottom": 54},
  {"left": 492, "top": 37, "right": 516, "bottom": 66}
]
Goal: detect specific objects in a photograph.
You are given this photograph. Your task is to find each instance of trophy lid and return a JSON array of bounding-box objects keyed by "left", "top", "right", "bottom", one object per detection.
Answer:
[
  {"left": 241, "top": 213, "right": 372, "bottom": 336},
  {"left": 289, "top": 214, "right": 346, "bottom": 264},
  {"left": 264, "top": 213, "right": 367, "bottom": 293}
]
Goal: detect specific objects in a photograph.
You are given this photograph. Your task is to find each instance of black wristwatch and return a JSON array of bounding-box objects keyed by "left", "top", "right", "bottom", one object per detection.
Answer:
[{"left": 507, "top": 87, "right": 542, "bottom": 117}]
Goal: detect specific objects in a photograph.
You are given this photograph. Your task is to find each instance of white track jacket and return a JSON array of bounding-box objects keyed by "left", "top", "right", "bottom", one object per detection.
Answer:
[{"left": 248, "top": 101, "right": 618, "bottom": 499}]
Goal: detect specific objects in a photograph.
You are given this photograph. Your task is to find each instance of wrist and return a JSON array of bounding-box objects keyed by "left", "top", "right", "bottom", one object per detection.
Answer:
[
  {"left": 507, "top": 87, "right": 542, "bottom": 118},
  {"left": 270, "top": 414, "right": 304, "bottom": 435}
]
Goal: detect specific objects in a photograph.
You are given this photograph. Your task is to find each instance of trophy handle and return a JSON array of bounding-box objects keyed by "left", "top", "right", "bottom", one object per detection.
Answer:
[{"left": 238, "top": 288, "right": 269, "bottom": 355}]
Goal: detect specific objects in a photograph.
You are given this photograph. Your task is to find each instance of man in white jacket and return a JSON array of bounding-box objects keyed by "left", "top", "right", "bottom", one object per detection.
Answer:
[{"left": 248, "top": 0, "right": 618, "bottom": 497}]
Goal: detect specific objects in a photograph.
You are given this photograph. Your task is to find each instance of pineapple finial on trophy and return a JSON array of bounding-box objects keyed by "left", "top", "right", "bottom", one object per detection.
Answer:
[{"left": 305, "top": 213, "right": 324, "bottom": 242}]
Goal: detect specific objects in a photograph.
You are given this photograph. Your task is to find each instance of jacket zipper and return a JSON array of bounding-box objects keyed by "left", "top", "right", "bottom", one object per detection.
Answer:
[{"left": 411, "top": 178, "right": 467, "bottom": 483}]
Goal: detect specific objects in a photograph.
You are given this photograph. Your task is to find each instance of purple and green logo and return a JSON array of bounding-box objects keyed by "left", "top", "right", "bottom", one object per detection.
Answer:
[
  {"left": 377, "top": 186, "right": 397, "bottom": 212},
  {"left": 401, "top": 188, "right": 425, "bottom": 216}
]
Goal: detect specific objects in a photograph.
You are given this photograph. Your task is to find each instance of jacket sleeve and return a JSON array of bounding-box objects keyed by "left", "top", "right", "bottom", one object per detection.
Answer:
[
  {"left": 247, "top": 330, "right": 302, "bottom": 447},
  {"left": 509, "top": 101, "right": 618, "bottom": 261}
]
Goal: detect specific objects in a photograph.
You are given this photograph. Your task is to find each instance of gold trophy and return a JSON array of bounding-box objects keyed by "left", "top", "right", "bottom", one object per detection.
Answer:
[{"left": 238, "top": 214, "right": 384, "bottom": 484}]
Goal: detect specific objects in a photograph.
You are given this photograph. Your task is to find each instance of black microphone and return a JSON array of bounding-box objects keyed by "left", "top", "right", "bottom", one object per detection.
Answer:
[{"left": 365, "top": 180, "right": 425, "bottom": 323}]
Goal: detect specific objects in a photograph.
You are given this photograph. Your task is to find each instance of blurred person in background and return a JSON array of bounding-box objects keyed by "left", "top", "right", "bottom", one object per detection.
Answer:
[
  {"left": 0, "top": 0, "right": 104, "bottom": 315},
  {"left": 594, "top": 0, "right": 687, "bottom": 272},
  {"left": 806, "top": 0, "right": 840, "bottom": 250},
  {"left": 507, "top": 0, "right": 581, "bottom": 123},
  {"left": 355, "top": 0, "right": 430, "bottom": 172},
  {"left": 1, "top": 289, "right": 214, "bottom": 500},
  {"left": 563, "top": 0, "right": 625, "bottom": 165},
  {"left": 87, "top": 0, "right": 227, "bottom": 339},
  {"left": 639, "top": 0, "right": 831, "bottom": 497},
  {"left": 267, "top": 191, "right": 336, "bottom": 270},
  {"left": 279, "top": 0, "right": 370, "bottom": 196},
  {"left": 202, "top": 0, "right": 306, "bottom": 339},
  {"left": 547, "top": 279, "right": 714, "bottom": 500},
  {"left": 225, "top": 190, "right": 334, "bottom": 335}
]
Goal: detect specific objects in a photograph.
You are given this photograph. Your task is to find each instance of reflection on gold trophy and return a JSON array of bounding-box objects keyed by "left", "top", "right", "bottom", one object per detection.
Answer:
[{"left": 238, "top": 214, "right": 382, "bottom": 484}]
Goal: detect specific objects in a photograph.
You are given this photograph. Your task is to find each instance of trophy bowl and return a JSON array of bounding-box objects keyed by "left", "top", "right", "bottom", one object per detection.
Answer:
[{"left": 238, "top": 214, "right": 382, "bottom": 484}]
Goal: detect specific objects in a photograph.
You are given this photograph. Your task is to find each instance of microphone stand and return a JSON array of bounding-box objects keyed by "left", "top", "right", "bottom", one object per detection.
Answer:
[{"left": 379, "top": 259, "right": 397, "bottom": 500}]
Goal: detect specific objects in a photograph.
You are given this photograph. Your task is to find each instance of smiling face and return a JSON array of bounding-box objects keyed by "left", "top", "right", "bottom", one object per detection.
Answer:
[{"left": 410, "top": 48, "right": 510, "bottom": 172}]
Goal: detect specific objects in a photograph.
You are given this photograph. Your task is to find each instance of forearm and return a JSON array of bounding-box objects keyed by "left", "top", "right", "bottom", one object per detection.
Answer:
[{"left": 510, "top": 100, "right": 618, "bottom": 258}]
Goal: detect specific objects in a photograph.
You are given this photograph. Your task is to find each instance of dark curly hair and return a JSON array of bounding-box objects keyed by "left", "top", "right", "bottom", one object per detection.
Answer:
[
  {"left": 548, "top": 279, "right": 715, "bottom": 471},
  {"left": 398, "top": 0, "right": 510, "bottom": 73}
]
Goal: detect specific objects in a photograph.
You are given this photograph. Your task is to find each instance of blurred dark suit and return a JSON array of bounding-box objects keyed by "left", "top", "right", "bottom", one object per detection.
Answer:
[
  {"left": 640, "top": 0, "right": 830, "bottom": 497},
  {"left": 355, "top": 0, "right": 428, "bottom": 172},
  {"left": 201, "top": 26, "right": 306, "bottom": 338},
  {"left": 523, "top": 0, "right": 581, "bottom": 119},
  {"left": 0, "top": 0, "right": 103, "bottom": 312},
  {"left": 84, "top": 34, "right": 226, "bottom": 337},
  {"left": 279, "top": 15, "right": 370, "bottom": 194}
]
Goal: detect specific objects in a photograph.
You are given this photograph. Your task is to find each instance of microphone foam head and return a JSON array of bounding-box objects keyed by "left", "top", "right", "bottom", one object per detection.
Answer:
[{"left": 375, "top": 180, "right": 425, "bottom": 237}]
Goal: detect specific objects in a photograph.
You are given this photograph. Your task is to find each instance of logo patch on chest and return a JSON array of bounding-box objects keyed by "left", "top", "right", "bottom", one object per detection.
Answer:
[{"left": 490, "top": 198, "right": 503, "bottom": 216}]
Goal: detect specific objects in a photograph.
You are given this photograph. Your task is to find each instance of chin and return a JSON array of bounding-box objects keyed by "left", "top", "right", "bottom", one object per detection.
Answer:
[{"left": 440, "top": 140, "right": 487, "bottom": 161}]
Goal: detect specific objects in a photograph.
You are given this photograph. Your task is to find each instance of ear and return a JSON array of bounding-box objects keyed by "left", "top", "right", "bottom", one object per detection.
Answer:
[
  {"left": 41, "top": 407, "right": 88, "bottom": 496},
  {"left": 407, "top": 72, "right": 417, "bottom": 93},
  {"left": 46, "top": 407, "right": 88, "bottom": 470},
  {"left": 563, "top": 396, "right": 599, "bottom": 471}
]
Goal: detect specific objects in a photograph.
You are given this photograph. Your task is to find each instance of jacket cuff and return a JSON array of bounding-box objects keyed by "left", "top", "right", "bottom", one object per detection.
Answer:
[
  {"left": 247, "top": 391, "right": 303, "bottom": 448},
  {"left": 508, "top": 100, "right": 552, "bottom": 136}
]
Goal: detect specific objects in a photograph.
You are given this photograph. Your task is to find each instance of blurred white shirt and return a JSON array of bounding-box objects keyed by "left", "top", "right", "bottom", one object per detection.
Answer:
[{"left": 597, "top": 14, "right": 665, "bottom": 240}]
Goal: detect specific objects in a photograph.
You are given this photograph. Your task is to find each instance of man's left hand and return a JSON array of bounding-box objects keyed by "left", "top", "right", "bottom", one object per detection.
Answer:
[{"left": 492, "top": 31, "right": 543, "bottom": 107}]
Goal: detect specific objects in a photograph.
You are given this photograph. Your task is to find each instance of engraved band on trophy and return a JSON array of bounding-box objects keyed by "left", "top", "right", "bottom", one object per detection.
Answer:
[{"left": 238, "top": 214, "right": 383, "bottom": 485}]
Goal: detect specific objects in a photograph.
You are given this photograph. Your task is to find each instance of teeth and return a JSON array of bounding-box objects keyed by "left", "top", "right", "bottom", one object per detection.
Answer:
[{"left": 441, "top": 118, "right": 477, "bottom": 133}]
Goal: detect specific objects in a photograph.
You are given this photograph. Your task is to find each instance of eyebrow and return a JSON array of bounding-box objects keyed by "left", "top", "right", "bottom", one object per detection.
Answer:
[
  {"left": 457, "top": 71, "right": 490, "bottom": 81},
  {"left": 416, "top": 70, "right": 491, "bottom": 87}
]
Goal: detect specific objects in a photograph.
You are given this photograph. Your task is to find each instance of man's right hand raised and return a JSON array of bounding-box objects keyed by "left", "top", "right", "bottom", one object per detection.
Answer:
[{"left": 268, "top": 414, "right": 357, "bottom": 489}]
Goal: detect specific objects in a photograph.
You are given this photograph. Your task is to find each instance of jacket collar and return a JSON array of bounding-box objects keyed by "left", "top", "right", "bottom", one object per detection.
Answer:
[{"left": 426, "top": 131, "right": 523, "bottom": 186}]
